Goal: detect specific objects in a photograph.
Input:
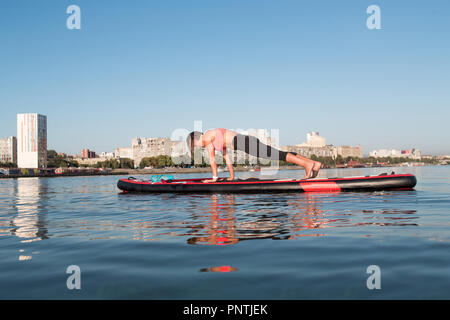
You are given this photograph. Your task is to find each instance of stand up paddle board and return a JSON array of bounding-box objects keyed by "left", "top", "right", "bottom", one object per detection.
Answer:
[{"left": 117, "top": 173, "right": 417, "bottom": 193}]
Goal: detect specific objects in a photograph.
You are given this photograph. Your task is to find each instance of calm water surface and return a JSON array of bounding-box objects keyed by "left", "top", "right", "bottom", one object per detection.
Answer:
[{"left": 0, "top": 166, "right": 449, "bottom": 299}]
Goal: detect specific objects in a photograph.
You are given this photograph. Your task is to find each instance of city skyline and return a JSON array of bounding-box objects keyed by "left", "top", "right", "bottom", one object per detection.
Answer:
[
  {"left": 0, "top": 113, "right": 441, "bottom": 157},
  {"left": 1, "top": 1, "right": 449, "bottom": 155}
]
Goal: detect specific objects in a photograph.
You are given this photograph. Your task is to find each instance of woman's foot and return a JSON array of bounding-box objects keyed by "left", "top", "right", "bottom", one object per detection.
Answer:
[
  {"left": 303, "top": 161, "right": 315, "bottom": 179},
  {"left": 310, "top": 161, "right": 322, "bottom": 178}
]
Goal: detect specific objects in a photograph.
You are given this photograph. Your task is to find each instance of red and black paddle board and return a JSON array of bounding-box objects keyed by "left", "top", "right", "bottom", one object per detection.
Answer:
[{"left": 117, "top": 173, "right": 417, "bottom": 193}]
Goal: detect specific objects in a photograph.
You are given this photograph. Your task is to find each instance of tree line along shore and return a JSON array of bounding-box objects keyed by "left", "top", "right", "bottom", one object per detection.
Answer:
[{"left": 0, "top": 150, "right": 443, "bottom": 178}]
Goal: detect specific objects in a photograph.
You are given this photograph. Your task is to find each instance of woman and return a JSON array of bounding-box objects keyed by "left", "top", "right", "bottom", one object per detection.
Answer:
[{"left": 186, "top": 128, "right": 322, "bottom": 182}]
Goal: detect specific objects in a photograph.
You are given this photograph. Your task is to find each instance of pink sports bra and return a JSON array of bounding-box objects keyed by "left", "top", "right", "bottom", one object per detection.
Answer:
[{"left": 212, "top": 128, "right": 227, "bottom": 151}]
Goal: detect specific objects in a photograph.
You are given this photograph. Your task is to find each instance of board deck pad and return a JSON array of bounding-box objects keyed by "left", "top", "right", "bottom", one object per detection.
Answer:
[{"left": 117, "top": 173, "right": 417, "bottom": 193}]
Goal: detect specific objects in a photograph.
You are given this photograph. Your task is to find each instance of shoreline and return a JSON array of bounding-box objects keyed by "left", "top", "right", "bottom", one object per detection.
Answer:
[
  {"left": 0, "top": 164, "right": 443, "bottom": 179},
  {"left": 0, "top": 171, "right": 126, "bottom": 179}
]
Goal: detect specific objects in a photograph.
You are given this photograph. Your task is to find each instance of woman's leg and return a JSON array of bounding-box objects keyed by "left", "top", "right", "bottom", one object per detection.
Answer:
[
  {"left": 285, "top": 153, "right": 320, "bottom": 179},
  {"left": 236, "top": 134, "right": 322, "bottom": 179}
]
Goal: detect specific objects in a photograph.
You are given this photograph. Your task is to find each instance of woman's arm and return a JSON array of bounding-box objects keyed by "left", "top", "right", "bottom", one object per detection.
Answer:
[
  {"left": 203, "top": 144, "right": 218, "bottom": 183},
  {"left": 224, "top": 150, "right": 234, "bottom": 180}
]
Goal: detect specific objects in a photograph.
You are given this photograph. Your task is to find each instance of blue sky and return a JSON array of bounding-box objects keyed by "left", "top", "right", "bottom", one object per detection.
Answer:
[{"left": 0, "top": 0, "right": 449, "bottom": 155}]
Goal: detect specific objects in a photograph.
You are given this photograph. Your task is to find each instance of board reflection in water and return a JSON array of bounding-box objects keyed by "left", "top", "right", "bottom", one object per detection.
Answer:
[{"left": 120, "top": 191, "right": 419, "bottom": 244}]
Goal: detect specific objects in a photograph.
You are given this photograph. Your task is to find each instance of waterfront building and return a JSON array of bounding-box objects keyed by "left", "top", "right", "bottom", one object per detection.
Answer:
[
  {"left": 370, "top": 148, "right": 421, "bottom": 160},
  {"left": 100, "top": 151, "right": 116, "bottom": 160},
  {"left": 0, "top": 137, "right": 17, "bottom": 165},
  {"left": 81, "top": 149, "right": 97, "bottom": 159},
  {"left": 369, "top": 149, "right": 393, "bottom": 158},
  {"left": 170, "top": 141, "right": 188, "bottom": 157},
  {"left": 281, "top": 132, "right": 363, "bottom": 160},
  {"left": 17, "top": 113, "right": 47, "bottom": 169},
  {"left": 132, "top": 137, "right": 176, "bottom": 168},
  {"left": 335, "top": 145, "right": 363, "bottom": 159},
  {"left": 74, "top": 158, "right": 103, "bottom": 166},
  {"left": 114, "top": 147, "right": 133, "bottom": 159},
  {"left": 299, "top": 132, "right": 326, "bottom": 148},
  {"left": 281, "top": 145, "right": 336, "bottom": 158},
  {"left": 282, "top": 132, "right": 334, "bottom": 159},
  {"left": 411, "top": 149, "right": 421, "bottom": 160}
]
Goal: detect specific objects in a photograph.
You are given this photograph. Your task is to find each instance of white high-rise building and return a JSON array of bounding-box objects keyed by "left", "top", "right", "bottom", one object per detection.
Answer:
[
  {"left": 299, "top": 132, "right": 326, "bottom": 148},
  {"left": 17, "top": 113, "right": 47, "bottom": 169}
]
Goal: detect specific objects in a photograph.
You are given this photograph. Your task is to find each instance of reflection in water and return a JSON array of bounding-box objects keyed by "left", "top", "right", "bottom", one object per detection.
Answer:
[
  {"left": 200, "top": 266, "right": 238, "bottom": 272},
  {"left": 10, "top": 178, "right": 49, "bottom": 260},
  {"left": 117, "top": 191, "right": 419, "bottom": 245},
  {"left": 0, "top": 177, "right": 420, "bottom": 248},
  {"left": 187, "top": 194, "right": 239, "bottom": 245},
  {"left": 0, "top": 175, "right": 422, "bottom": 270},
  {"left": 186, "top": 193, "right": 418, "bottom": 244}
]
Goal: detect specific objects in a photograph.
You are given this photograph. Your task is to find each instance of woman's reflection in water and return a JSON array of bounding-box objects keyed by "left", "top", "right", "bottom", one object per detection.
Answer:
[
  {"left": 287, "top": 193, "right": 329, "bottom": 238},
  {"left": 187, "top": 194, "right": 239, "bottom": 245},
  {"left": 167, "top": 192, "right": 417, "bottom": 245},
  {"left": 186, "top": 192, "right": 330, "bottom": 245}
]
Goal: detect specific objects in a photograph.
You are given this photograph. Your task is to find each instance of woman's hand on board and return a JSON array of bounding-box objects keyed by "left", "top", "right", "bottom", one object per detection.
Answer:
[{"left": 202, "top": 178, "right": 218, "bottom": 183}]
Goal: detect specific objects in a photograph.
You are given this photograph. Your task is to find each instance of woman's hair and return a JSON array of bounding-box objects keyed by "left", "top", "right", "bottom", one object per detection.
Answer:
[{"left": 186, "top": 131, "right": 203, "bottom": 159}]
